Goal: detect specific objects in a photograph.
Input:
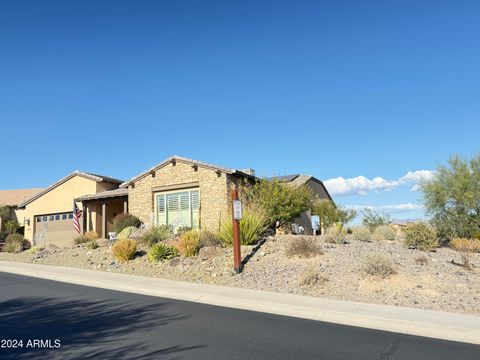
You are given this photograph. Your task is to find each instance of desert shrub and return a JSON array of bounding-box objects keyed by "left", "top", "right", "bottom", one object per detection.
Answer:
[
  {"left": 112, "top": 239, "right": 137, "bottom": 262},
  {"left": 362, "top": 253, "right": 396, "bottom": 277},
  {"left": 84, "top": 231, "right": 99, "bottom": 241},
  {"left": 29, "top": 246, "right": 44, "bottom": 254},
  {"left": 113, "top": 213, "right": 141, "bottom": 233},
  {"left": 139, "top": 225, "right": 171, "bottom": 248},
  {"left": 74, "top": 235, "right": 89, "bottom": 245},
  {"left": 147, "top": 243, "right": 179, "bottom": 262},
  {"left": 450, "top": 238, "right": 480, "bottom": 270},
  {"left": 324, "top": 223, "right": 347, "bottom": 244},
  {"left": 312, "top": 199, "right": 357, "bottom": 228},
  {"left": 285, "top": 237, "right": 323, "bottom": 258},
  {"left": 372, "top": 225, "right": 396, "bottom": 241},
  {"left": 176, "top": 225, "right": 192, "bottom": 235},
  {"left": 362, "top": 209, "right": 392, "bottom": 231},
  {"left": 87, "top": 240, "right": 99, "bottom": 249},
  {"left": 298, "top": 266, "right": 328, "bottom": 287},
  {"left": 414, "top": 254, "right": 429, "bottom": 265},
  {"left": 404, "top": 222, "right": 439, "bottom": 251},
  {"left": 4, "top": 233, "right": 26, "bottom": 253},
  {"left": 199, "top": 230, "right": 222, "bottom": 248},
  {"left": 178, "top": 230, "right": 201, "bottom": 257},
  {"left": 352, "top": 226, "right": 372, "bottom": 242},
  {"left": 219, "top": 210, "right": 267, "bottom": 246},
  {"left": 241, "top": 180, "right": 313, "bottom": 227}
]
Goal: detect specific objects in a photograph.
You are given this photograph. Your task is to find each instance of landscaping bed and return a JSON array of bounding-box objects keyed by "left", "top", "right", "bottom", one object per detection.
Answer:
[{"left": 1, "top": 234, "right": 479, "bottom": 316}]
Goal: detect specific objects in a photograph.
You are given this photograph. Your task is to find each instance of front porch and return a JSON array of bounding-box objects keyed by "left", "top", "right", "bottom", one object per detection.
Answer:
[{"left": 77, "top": 188, "right": 128, "bottom": 239}]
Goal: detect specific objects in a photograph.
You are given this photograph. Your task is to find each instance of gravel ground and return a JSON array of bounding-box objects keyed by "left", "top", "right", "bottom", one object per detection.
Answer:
[{"left": 1, "top": 235, "right": 479, "bottom": 316}]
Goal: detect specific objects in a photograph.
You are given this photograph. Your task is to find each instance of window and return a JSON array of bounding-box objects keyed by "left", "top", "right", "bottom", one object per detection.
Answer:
[
  {"left": 55, "top": 215, "right": 60, "bottom": 221},
  {"left": 155, "top": 188, "right": 199, "bottom": 231},
  {"left": 49, "top": 215, "right": 54, "bottom": 221},
  {"left": 37, "top": 217, "right": 42, "bottom": 223},
  {"left": 62, "top": 214, "right": 68, "bottom": 220},
  {"left": 43, "top": 216, "right": 48, "bottom": 222},
  {"left": 68, "top": 213, "right": 73, "bottom": 219}
]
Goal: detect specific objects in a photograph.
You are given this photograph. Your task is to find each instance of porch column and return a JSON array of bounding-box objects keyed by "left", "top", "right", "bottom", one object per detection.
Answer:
[
  {"left": 102, "top": 203, "right": 106, "bottom": 239},
  {"left": 84, "top": 204, "right": 89, "bottom": 233},
  {"left": 123, "top": 200, "right": 128, "bottom": 214}
]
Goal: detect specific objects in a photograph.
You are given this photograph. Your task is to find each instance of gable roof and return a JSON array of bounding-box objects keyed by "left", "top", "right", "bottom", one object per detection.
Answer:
[
  {"left": 267, "top": 174, "right": 333, "bottom": 201},
  {"left": 18, "top": 171, "right": 123, "bottom": 208},
  {"left": 0, "top": 188, "right": 45, "bottom": 207},
  {"left": 120, "top": 155, "right": 256, "bottom": 188}
]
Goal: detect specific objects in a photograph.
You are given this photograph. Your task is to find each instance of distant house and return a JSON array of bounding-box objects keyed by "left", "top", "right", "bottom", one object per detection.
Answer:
[
  {"left": 0, "top": 188, "right": 44, "bottom": 226},
  {"left": 266, "top": 174, "right": 333, "bottom": 235}
]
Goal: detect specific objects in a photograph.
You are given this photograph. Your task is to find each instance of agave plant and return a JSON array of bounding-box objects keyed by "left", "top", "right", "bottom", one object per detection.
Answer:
[{"left": 147, "top": 243, "right": 179, "bottom": 262}]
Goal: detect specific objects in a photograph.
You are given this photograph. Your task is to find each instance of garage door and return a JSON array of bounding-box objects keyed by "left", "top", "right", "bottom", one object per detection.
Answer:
[{"left": 34, "top": 212, "right": 77, "bottom": 247}]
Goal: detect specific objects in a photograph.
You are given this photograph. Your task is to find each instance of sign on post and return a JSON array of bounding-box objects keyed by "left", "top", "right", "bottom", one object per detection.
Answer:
[{"left": 233, "top": 200, "right": 242, "bottom": 220}]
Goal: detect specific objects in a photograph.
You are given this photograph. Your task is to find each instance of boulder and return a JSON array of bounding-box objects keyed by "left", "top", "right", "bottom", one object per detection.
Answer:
[{"left": 198, "top": 246, "right": 225, "bottom": 260}]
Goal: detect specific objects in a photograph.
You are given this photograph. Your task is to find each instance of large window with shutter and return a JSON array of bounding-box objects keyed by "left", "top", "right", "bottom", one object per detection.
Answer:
[{"left": 155, "top": 188, "right": 200, "bottom": 231}]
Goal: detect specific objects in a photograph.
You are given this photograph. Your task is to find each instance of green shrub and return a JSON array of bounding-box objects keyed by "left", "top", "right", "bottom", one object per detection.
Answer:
[
  {"left": 4, "top": 220, "right": 20, "bottom": 234},
  {"left": 74, "top": 235, "right": 89, "bottom": 245},
  {"left": 4, "top": 233, "right": 26, "bottom": 253},
  {"left": 241, "top": 180, "right": 313, "bottom": 227},
  {"left": 139, "top": 225, "right": 171, "bottom": 248},
  {"left": 178, "top": 230, "right": 201, "bottom": 257},
  {"left": 404, "top": 222, "right": 439, "bottom": 251},
  {"left": 112, "top": 239, "right": 137, "bottom": 262},
  {"left": 324, "top": 223, "right": 347, "bottom": 244},
  {"left": 312, "top": 199, "right": 357, "bottom": 228},
  {"left": 285, "top": 237, "right": 323, "bottom": 258},
  {"left": 113, "top": 213, "right": 141, "bottom": 233},
  {"left": 29, "top": 246, "right": 44, "bottom": 254},
  {"left": 372, "top": 225, "right": 396, "bottom": 241},
  {"left": 362, "top": 253, "right": 396, "bottom": 277},
  {"left": 199, "top": 230, "right": 222, "bottom": 248},
  {"left": 117, "top": 226, "right": 136, "bottom": 240},
  {"left": 147, "top": 243, "right": 179, "bottom": 262},
  {"left": 352, "top": 226, "right": 372, "bottom": 242},
  {"left": 87, "top": 240, "right": 99, "bottom": 249},
  {"left": 219, "top": 210, "right": 267, "bottom": 246}
]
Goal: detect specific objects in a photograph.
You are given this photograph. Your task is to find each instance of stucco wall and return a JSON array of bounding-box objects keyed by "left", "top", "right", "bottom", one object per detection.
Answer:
[
  {"left": 22, "top": 176, "right": 109, "bottom": 243},
  {"left": 128, "top": 161, "right": 232, "bottom": 231}
]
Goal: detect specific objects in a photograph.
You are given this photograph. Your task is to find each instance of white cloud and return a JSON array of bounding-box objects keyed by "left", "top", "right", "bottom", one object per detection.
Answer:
[
  {"left": 324, "top": 170, "right": 435, "bottom": 196},
  {"left": 345, "top": 203, "right": 424, "bottom": 214}
]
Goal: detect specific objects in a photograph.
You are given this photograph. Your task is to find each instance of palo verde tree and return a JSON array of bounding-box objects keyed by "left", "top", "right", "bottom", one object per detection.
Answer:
[
  {"left": 421, "top": 154, "right": 480, "bottom": 240},
  {"left": 241, "top": 179, "right": 313, "bottom": 228},
  {"left": 311, "top": 199, "right": 357, "bottom": 229}
]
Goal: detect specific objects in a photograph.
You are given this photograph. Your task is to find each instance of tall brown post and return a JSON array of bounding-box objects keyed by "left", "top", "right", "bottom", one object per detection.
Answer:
[{"left": 231, "top": 189, "right": 242, "bottom": 273}]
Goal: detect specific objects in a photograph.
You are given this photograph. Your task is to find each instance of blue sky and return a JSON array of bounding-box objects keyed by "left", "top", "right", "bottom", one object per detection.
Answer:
[{"left": 1, "top": 0, "right": 479, "bottom": 221}]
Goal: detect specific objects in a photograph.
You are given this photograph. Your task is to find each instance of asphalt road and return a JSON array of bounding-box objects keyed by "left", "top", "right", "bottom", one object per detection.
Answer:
[{"left": 0, "top": 272, "right": 479, "bottom": 360}]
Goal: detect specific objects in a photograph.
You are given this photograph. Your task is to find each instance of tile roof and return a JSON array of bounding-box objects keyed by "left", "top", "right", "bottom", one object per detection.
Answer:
[
  {"left": 76, "top": 188, "right": 128, "bottom": 201},
  {"left": 0, "top": 188, "right": 45, "bottom": 207}
]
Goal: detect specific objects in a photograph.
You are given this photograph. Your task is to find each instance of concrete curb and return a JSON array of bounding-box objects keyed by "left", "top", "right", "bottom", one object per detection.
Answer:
[{"left": 1, "top": 261, "right": 479, "bottom": 345}]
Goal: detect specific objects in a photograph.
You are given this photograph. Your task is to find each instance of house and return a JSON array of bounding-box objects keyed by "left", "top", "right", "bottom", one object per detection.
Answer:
[
  {"left": 118, "top": 156, "right": 255, "bottom": 232},
  {"left": 266, "top": 174, "right": 333, "bottom": 235},
  {"left": 17, "top": 171, "right": 123, "bottom": 247},
  {"left": 0, "top": 188, "right": 44, "bottom": 230}
]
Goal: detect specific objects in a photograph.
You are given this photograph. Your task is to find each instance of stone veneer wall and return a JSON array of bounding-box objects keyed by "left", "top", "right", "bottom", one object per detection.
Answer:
[{"left": 128, "top": 161, "right": 236, "bottom": 231}]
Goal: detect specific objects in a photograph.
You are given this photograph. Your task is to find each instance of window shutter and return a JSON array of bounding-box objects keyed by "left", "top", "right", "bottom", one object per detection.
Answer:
[
  {"left": 156, "top": 194, "right": 166, "bottom": 225},
  {"left": 191, "top": 190, "right": 199, "bottom": 229}
]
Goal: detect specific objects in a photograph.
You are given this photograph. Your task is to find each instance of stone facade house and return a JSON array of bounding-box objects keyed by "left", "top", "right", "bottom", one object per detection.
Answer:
[{"left": 119, "top": 156, "right": 256, "bottom": 232}]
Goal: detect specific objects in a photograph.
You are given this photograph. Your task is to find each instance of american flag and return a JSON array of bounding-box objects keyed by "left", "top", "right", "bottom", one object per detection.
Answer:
[{"left": 73, "top": 201, "right": 82, "bottom": 233}]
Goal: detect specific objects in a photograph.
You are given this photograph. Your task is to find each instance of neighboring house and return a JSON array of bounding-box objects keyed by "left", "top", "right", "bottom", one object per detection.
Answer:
[
  {"left": 267, "top": 174, "right": 333, "bottom": 235},
  {"left": 0, "top": 188, "right": 44, "bottom": 229},
  {"left": 17, "top": 171, "right": 123, "bottom": 247},
  {"left": 118, "top": 156, "right": 255, "bottom": 232}
]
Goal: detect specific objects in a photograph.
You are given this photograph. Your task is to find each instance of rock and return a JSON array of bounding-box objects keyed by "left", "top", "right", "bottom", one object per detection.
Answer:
[
  {"left": 72, "top": 253, "right": 78, "bottom": 257},
  {"left": 86, "top": 251, "right": 92, "bottom": 256},
  {"left": 170, "top": 258, "right": 181, "bottom": 267},
  {"left": 198, "top": 246, "right": 225, "bottom": 260}
]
